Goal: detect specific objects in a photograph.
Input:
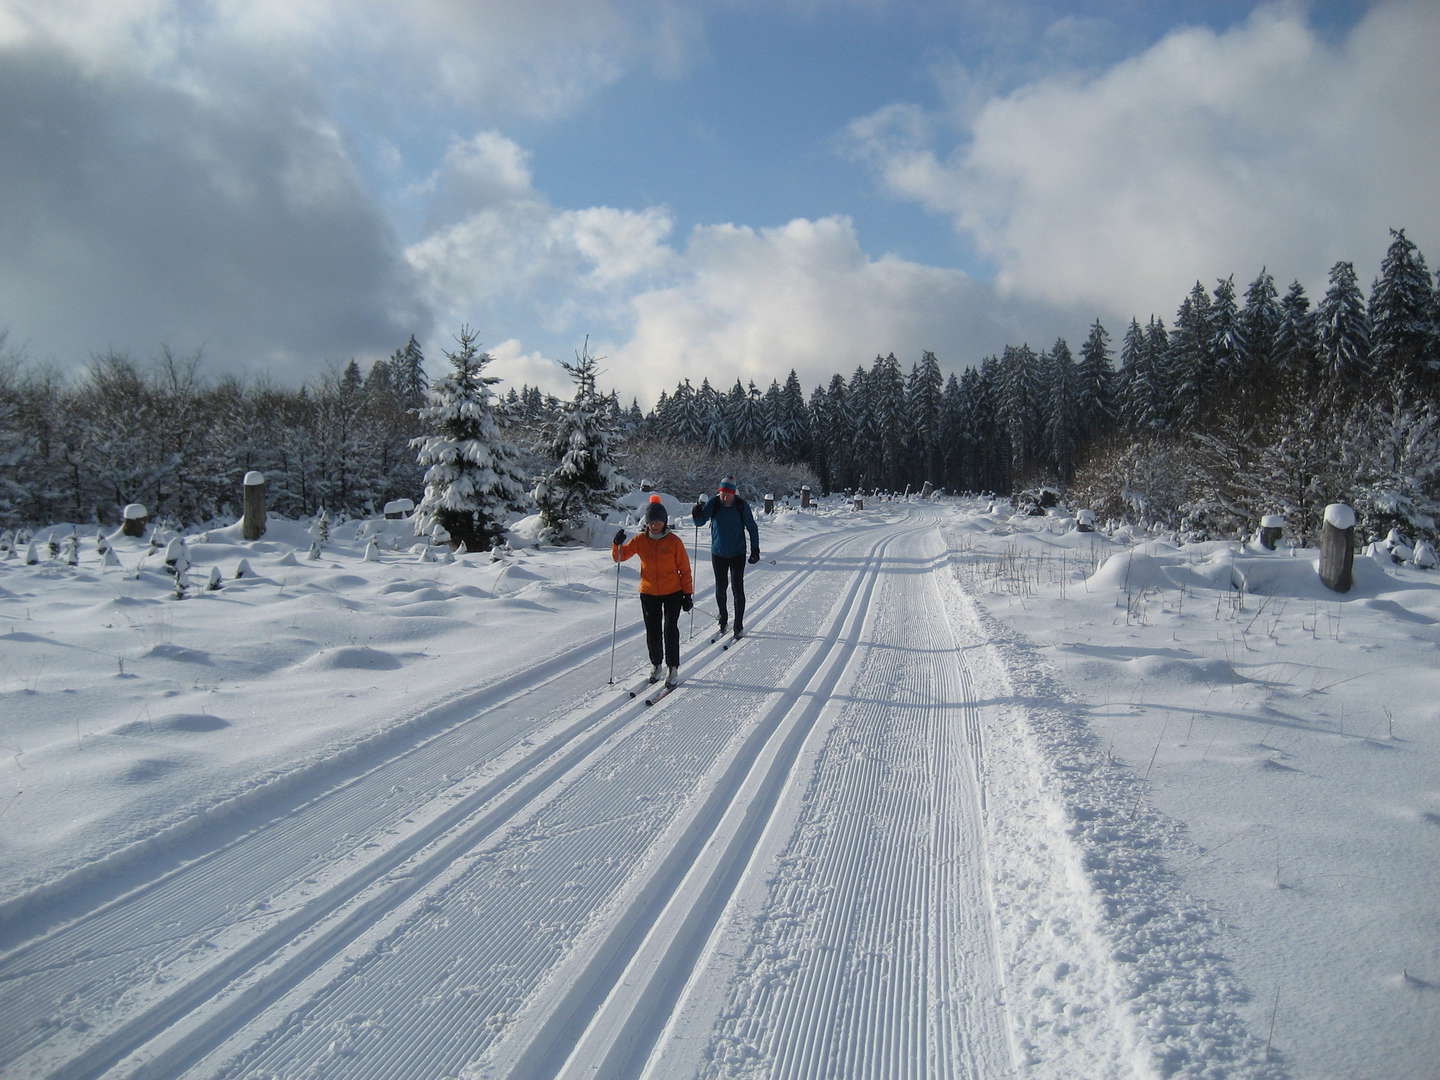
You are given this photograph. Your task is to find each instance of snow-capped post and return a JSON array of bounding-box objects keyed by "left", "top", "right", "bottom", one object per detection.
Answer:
[
  {"left": 852, "top": 495, "right": 864, "bottom": 511},
  {"left": 242, "top": 472, "right": 266, "bottom": 541},
  {"left": 763, "top": 493, "right": 775, "bottom": 515},
  {"left": 1076, "top": 509, "right": 1096, "bottom": 533},
  {"left": 1319, "top": 503, "right": 1355, "bottom": 593},
  {"left": 800, "top": 485, "right": 811, "bottom": 509},
  {"left": 122, "top": 503, "right": 148, "bottom": 538},
  {"left": 1259, "top": 514, "right": 1285, "bottom": 551}
]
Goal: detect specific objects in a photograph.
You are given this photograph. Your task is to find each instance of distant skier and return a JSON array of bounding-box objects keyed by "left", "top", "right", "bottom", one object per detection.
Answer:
[
  {"left": 613, "top": 495, "right": 694, "bottom": 688},
  {"left": 692, "top": 476, "right": 760, "bottom": 640}
]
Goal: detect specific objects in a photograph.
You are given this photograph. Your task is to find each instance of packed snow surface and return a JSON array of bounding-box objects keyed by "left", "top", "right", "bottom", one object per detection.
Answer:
[{"left": 0, "top": 498, "right": 1435, "bottom": 1078}]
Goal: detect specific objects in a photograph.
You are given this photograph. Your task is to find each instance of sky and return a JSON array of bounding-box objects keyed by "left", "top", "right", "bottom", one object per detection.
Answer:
[{"left": 2, "top": 0, "right": 1436, "bottom": 408}]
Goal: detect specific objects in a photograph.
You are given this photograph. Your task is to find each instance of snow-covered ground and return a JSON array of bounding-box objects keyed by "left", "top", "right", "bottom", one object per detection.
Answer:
[{"left": 0, "top": 496, "right": 1435, "bottom": 1079}]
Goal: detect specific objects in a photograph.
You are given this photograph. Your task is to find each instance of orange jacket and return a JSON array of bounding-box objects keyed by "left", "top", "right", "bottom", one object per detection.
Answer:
[{"left": 613, "top": 528, "right": 693, "bottom": 596}]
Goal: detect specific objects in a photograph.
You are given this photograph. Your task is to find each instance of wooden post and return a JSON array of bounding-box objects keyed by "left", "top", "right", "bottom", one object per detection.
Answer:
[
  {"left": 242, "top": 471, "right": 267, "bottom": 541},
  {"left": 121, "top": 503, "right": 148, "bottom": 538},
  {"left": 1259, "top": 513, "right": 1284, "bottom": 551},
  {"left": 763, "top": 493, "right": 775, "bottom": 515},
  {"left": 800, "top": 485, "right": 811, "bottom": 509},
  {"left": 1076, "top": 509, "right": 1096, "bottom": 533},
  {"left": 1319, "top": 503, "right": 1354, "bottom": 593}
]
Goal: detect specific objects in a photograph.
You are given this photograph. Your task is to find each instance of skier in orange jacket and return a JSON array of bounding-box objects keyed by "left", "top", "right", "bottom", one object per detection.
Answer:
[{"left": 613, "top": 495, "right": 693, "bottom": 688}]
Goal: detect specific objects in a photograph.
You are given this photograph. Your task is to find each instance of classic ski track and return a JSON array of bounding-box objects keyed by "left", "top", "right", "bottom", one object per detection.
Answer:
[
  {"left": 640, "top": 514, "right": 1014, "bottom": 1079},
  {"left": 0, "top": 524, "right": 872, "bottom": 1080},
  {"left": 185, "top": 522, "right": 908, "bottom": 1079}
]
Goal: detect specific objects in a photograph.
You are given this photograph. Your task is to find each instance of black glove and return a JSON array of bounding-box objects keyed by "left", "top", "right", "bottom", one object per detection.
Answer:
[
  {"left": 613, "top": 529, "right": 625, "bottom": 546},
  {"left": 748, "top": 550, "right": 760, "bottom": 564},
  {"left": 680, "top": 593, "right": 693, "bottom": 612}
]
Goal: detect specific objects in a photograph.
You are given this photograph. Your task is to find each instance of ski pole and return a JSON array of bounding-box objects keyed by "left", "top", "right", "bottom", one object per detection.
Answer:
[
  {"left": 690, "top": 517, "right": 699, "bottom": 640},
  {"left": 608, "top": 535, "right": 622, "bottom": 684}
]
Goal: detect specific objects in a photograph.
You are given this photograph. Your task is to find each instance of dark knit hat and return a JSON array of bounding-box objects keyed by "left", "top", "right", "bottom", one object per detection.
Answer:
[
  {"left": 718, "top": 476, "right": 737, "bottom": 494},
  {"left": 645, "top": 494, "right": 669, "bottom": 524}
]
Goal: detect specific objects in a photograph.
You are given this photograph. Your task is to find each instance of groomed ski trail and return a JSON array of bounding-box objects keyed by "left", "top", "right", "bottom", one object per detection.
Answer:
[
  {"left": 0, "top": 523, "right": 877, "bottom": 1079},
  {"left": 0, "top": 504, "right": 1212, "bottom": 1080}
]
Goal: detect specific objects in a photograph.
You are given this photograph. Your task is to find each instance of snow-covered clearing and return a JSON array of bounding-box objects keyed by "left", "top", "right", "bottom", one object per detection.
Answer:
[{"left": 0, "top": 498, "right": 1435, "bottom": 1078}]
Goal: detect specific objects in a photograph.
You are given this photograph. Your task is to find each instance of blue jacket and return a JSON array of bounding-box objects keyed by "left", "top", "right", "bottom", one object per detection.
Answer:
[{"left": 692, "top": 495, "right": 760, "bottom": 559}]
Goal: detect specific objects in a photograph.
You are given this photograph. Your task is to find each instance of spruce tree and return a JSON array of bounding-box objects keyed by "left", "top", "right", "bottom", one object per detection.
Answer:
[
  {"left": 1242, "top": 268, "right": 1281, "bottom": 379},
  {"left": 1274, "top": 280, "right": 1318, "bottom": 383},
  {"left": 906, "top": 352, "right": 944, "bottom": 483},
  {"left": 1118, "top": 318, "right": 1147, "bottom": 433},
  {"left": 1316, "top": 260, "right": 1371, "bottom": 384},
  {"left": 532, "top": 342, "right": 628, "bottom": 543},
  {"left": 410, "top": 327, "right": 527, "bottom": 553},
  {"left": 1368, "top": 228, "right": 1434, "bottom": 380},
  {"left": 1044, "top": 339, "right": 1081, "bottom": 485},
  {"left": 1208, "top": 275, "right": 1247, "bottom": 388},
  {"left": 1077, "top": 319, "right": 1116, "bottom": 439}
]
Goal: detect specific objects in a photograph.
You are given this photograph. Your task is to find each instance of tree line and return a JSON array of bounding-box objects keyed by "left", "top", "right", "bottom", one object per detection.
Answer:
[{"left": 2, "top": 227, "right": 1437, "bottom": 546}]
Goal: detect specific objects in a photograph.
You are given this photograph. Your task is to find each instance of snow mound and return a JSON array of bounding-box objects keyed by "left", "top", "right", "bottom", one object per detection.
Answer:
[
  {"left": 300, "top": 646, "right": 403, "bottom": 671},
  {"left": 143, "top": 644, "right": 212, "bottom": 664},
  {"left": 112, "top": 713, "right": 231, "bottom": 736}
]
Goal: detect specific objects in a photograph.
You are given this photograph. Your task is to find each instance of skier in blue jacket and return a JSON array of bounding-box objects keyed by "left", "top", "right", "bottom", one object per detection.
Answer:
[{"left": 692, "top": 476, "right": 760, "bottom": 639}]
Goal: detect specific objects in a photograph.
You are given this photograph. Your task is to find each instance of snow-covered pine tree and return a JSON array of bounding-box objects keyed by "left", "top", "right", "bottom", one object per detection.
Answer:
[
  {"left": 1144, "top": 316, "right": 1173, "bottom": 432},
  {"left": 938, "top": 372, "right": 967, "bottom": 492},
  {"left": 997, "top": 345, "right": 1043, "bottom": 485},
  {"left": 410, "top": 327, "right": 528, "bottom": 553},
  {"left": 1117, "top": 318, "right": 1147, "bottom": 433},
  {"left": 1368, "top": 228, "right": 1434, "bottom": 381},
  {"left": 1316, "top": 260, "right": 1371, "bottom": 384},
  {"left": 1242, "top": 267, "right": 1282, "bottom": 379},
  {"left": 815, "top": 373, "right": 855, "bottom": 490},
  {"left": 1207, "top": 275, "right": 1248, "bottom": 388},
  {"left": 532, "top": 342, "right": 628, "bottom": 544},
  {"left": 761, "top": 379, "right": 787, "bottom": 460},
  {"left": 697, "top": 378, "right": 727, "bottom": 452},
  {"left": 905, "top": 353, "right": 944, "bottom": 484},
  {"left": 1170, "top": 284, "right": 1213, "bottom": 428},
  {"left": 1043, "top": 339, "right": 1081, "bottom": 485},
  {"left": 869, "top": 353, "right": 908, "bottom": 489},
  {"left": 779, "top": 369, "right": 811, "bottom": 463},
  {"left": 807, "top": 383, "right": 833, "bottom": 492},
  {"left": 391, "top": 335, "right": 429, "bottom": 412},
  {"left": 1274, "top": 280, "right": 1318, "bottom": 383},
  {"left": 1077, "top": 319, "right": 1116, "bottom": 441}
]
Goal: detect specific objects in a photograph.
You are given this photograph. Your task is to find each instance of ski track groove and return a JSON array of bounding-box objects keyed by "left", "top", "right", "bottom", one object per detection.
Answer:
[
  {"left": 0, "top": 526, "right": 869, "bottom": 1080},
  {"left": 530, "top": 527, "right": 916, "bottom": 1080},
  {"left": 674, "top": 521, "right": 1011, "bottom": 1079}
]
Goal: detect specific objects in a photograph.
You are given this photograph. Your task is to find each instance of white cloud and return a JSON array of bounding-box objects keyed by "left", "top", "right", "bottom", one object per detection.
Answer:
[
  {"left": 405, "top": 190, "right": 676, "bottom": 366},
  {"left": 607, "top": 215, "right": 1070, "bottom": 406},
  {"left": 849, "top": 2, "right": 1440, "bottom": 323}
]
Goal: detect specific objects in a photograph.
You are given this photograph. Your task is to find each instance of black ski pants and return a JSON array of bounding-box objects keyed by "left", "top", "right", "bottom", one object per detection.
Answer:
[
  {"left": 640, "top": 591, "right": 683, "bottom": 667},
  {"left": 712, "top": 554, "right": 747, "bottom": 630}
]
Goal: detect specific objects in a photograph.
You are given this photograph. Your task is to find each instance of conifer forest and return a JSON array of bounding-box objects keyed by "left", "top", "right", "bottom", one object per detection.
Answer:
[{"left": 2, "top": 227, "right": 1437, "bottom": 549}]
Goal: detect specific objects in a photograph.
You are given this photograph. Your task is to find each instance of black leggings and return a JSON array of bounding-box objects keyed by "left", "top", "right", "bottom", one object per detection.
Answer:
[
  {"left": 712, "top": 555, "right": 747, "bottom": 628},
  {"left": 640, "top": 591, "right": 683, "bottom": 667}
]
